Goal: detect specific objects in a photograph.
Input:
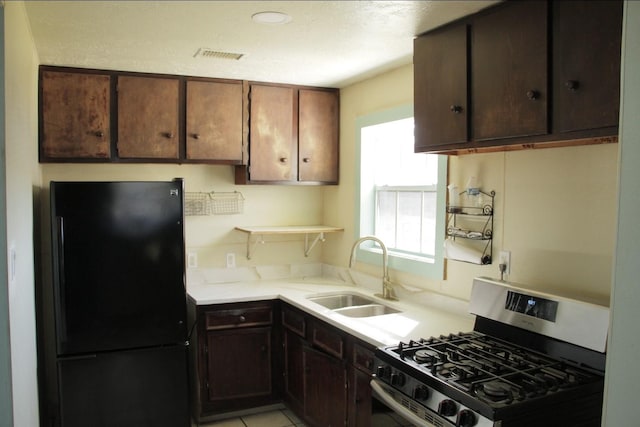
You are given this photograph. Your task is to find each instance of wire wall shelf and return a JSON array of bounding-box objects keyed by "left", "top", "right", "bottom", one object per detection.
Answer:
[{"left": 185, "top": 191, "right": 245, "bottom": 216}]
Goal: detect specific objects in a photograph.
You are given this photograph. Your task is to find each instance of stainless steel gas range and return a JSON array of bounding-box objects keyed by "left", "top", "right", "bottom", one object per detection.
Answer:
[{"left": 371, "top": 277, "right": 609, "bottom": 427}]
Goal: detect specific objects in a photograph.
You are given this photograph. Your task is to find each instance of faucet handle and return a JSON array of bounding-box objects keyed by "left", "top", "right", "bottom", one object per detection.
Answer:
[{"left": 381, "top": 278, "right": 399, "bottom": 301}]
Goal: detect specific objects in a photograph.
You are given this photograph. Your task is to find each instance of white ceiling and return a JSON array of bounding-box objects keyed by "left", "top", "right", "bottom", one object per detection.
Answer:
[{"left": 24, "top": 1, "right": 500, "bottom": 88}]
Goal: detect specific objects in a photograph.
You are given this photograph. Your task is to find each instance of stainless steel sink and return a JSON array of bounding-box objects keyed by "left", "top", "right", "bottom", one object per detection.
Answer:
[
  {"left": 307, "top": 292, "right": 401, "bottom": 318},
  {"left": 333, "top": 304, "right": 400, "bottom": 318},
  {"left": 307, "top": 293, "right": 375, "bottom": 309}
]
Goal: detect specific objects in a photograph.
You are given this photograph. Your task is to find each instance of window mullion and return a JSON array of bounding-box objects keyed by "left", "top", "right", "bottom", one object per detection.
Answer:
[{"left": 394, "top": 191, "right": 399, "bottom": 248}]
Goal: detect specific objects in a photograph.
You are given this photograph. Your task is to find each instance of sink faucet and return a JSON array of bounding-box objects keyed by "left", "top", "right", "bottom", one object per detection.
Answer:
[{"left": 349, "top": 236, "right": 397, "bottom": 301}]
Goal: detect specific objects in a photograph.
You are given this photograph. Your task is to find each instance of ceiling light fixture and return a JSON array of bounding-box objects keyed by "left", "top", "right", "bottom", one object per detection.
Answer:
[{"left": 252, "top": 11, "right": 292, "bottom": 25}]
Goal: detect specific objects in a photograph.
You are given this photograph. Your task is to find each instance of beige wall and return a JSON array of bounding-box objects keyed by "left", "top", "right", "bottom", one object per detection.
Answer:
[
  {"left": 5, "top": 2, "right": 41, "bottom": 425},
  {"left": 329, "top": 63, "right": 617, "bottom": 304}
]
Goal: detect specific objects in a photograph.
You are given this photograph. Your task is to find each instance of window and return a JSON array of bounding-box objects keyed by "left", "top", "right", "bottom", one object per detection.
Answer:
[{"left": 355, "top": 105, "right": 446, "bottom": 280}]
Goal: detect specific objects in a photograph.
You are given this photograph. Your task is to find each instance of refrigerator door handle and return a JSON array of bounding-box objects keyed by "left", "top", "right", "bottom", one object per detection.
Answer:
[{"left": 55, "top": 216, "right": 68, "bottom": 345}]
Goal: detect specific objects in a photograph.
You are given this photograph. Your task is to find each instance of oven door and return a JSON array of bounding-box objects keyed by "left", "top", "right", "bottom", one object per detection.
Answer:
[{"left": 370, "top": 378, "right": 436, "bottom": 427}]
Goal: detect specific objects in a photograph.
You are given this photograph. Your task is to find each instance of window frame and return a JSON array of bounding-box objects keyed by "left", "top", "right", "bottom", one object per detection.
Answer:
[{"left": 354, "top": 104, "right": 447, "bottom": 280}]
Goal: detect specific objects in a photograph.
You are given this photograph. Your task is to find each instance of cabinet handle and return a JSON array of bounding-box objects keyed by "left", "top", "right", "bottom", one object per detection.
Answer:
[
  {"left": 162, "top": 132, "right": 174, "bottom": 139},
  {"left": 302, "top": 157, "right": 311, "bottom": 163},
  {"left": 449, "top": 105, "right": 463, "bottom": 114},
  {"left": 94, "top": 131, "right": 104, "bottom": 138},
  {"left": 279, "top": 157, "right": 288, "bottom": 163},
  {"left": 191, "top": 133, "right": 200, "bottom": 140},
  {"left": 526, "top": 90, "right": 540, "bottom": 100},
  {"left": 238, "top": 315, "right": 246, "bottom": 322},
  {"left": 565, "top": 80, "right": 580, "bottom": 91}
]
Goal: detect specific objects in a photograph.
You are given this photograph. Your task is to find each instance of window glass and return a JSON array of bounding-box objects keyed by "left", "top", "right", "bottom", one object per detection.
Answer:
[{"left": 355, "top": 105, "right": 446, "bottom": 280}]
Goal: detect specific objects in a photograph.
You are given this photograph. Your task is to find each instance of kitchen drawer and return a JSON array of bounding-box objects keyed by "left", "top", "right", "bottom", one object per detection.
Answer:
[
  {"left": 205, "top": 303, "right": 273, "bottom": 330},
  {"left": 312, "top": 321, "right": 344, "bottom": 359},
  {"left": 352, "top": 341, "right": 374, "bottom": 374},
  {"left": 282, "top": 306, "right": 306, "bottom": 337}
]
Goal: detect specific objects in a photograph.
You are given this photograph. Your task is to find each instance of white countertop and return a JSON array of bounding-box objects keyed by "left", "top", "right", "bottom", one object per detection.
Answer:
[{"left": 187, "top": 276, "right": 475, "bottom": 348}]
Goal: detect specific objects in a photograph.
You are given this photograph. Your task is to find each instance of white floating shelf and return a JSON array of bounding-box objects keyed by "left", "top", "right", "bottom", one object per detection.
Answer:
[{"left": 234, "top": 225, "right": 344, "bottom": 259}]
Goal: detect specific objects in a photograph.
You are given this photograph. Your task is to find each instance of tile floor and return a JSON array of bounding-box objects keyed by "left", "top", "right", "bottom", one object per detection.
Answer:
[
  {"left": 196, "top": 407, "right": 413, "bottom": 427},
  {"left": 198, "top": 408, "right": 305, "bottom": 427}
]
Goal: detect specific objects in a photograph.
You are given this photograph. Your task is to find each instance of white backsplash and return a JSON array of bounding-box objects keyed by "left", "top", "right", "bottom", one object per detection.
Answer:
[{"left": 187, "top": 262, "right": 471, "bottom": 318}]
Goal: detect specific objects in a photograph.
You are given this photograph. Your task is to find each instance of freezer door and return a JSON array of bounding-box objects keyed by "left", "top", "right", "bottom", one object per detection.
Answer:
[
  {"left": 57, "top": 345, "right": 190, "bottom": 427},
  {"left": 51, "top": 181, "right": 187, "bottom": 355}
]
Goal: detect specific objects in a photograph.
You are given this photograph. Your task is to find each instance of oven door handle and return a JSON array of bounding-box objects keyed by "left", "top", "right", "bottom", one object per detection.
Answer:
[{"left": 370, "top": 378, "right": 434, "bottom": 427}]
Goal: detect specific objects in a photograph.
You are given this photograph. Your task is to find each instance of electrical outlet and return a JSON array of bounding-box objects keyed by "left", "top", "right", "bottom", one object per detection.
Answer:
[
  {"left": 187, "top": 252, "right": 198, "bottom": 268},
  {"left": 499, "top": 250, "right": 511, "bottom": 275},
  {"left": 226, "top": 253, "right": 236, "bottom": 269}
]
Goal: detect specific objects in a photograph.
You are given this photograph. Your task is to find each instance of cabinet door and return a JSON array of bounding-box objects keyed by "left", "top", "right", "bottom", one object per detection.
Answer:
[
  {"left": 117, "top": 76, "right": 180, "bottom": 159},
  {"left": 248, "top": 84, "right": 296, "bottom": 181},
  {"left": 303, "top": 346, "right": 347, "bottom": 427},
  {"left": 472, "top": 1, "right": 548, "bottom": 141},
  {"left": 186, "top": 80, "right": 243, "bottom": 161},
  {"left": 283, "top": 329, "right": 305, "bottom": 412},
  {"left": 40, "top": 70, "right": 111, "bottom": 159},
  {"left": 350, "top": 368, "right": 372, "bottom": 427},
  {"left": 414, "top": 23, "right": 468, "bottom": 151},
  {"left": 298, "top": 89, "right": 339, "bottom": 183},
  {"left": 552, "top": 0, "right": 622, "bottom": 133},
  {"left": 206, "top": 327, "right": 271, "bottom": 401}
]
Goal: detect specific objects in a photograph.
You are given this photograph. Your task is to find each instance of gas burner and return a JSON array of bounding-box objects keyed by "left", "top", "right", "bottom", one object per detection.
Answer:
[
  {"left": 483, "top": 381, "right": 511, "bottom": 398},
  {"left": 437, "top": 363, "right": 465, "bottom": 381},
  {"left": 475, "top": 380, "right": 517, "bottom": 404},
  {"left": 414, "top": 349, "right": 438, "bottom": 364}
]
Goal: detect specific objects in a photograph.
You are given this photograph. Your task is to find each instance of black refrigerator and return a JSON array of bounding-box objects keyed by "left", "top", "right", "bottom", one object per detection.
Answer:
[{"left": 50, "top": 179, "right": 190, "bottom": 427}]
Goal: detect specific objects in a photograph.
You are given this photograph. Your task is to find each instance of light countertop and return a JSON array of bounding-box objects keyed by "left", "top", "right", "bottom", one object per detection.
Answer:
[{"left": 187, "top": 276, "right": 475, "bottom": 348}]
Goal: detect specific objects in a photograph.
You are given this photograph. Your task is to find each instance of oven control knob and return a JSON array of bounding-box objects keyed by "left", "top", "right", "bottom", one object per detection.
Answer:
[
  {"left": 390, "top": 372, "right": 406, "bottom": 386},
  {"left": 413, "top": 385, "right": 429, "bottom": 401},
  {"left": 438, "top": 399, "right": 458, "bottom": 417},
  {"left": 376, "top": 365, "right": 390, "bottom": 379},
  {"left": 457, "top": 409, "right": 477, "bottom": 427}
]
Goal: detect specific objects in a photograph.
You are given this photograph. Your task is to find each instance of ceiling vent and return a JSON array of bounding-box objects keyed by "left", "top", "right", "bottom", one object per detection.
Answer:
[{"left": 193, "top": 48, "right": 244, "bottom": 60}]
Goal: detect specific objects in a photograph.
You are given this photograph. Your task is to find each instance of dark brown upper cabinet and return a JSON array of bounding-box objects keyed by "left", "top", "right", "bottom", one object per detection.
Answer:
[
  {"left": 39, "top": 67, "right": 246, "bottom": 166},
  {"left": 186, "top": 79, "right": 244, "bottom": 162},
  {"left": 552, "top": 0, "right": 623, "bottom": 133},
  {"left": 414, "top": 23, "right": 468, "bottom": 151},
  {"left": 414, "top": 0, "right": 622, "bottom": 154},
  {"left": 117, "top": 75, "right": 180, "bottom": 160},
  {"left": 298, "top": 89, "right": 339, "bottom": 183},
  {"left": 471, "top": 0, "right": 548, "bottom": 141},
  {"left": 235, "top": 84, "right": 339, "bottom": 185},
  {"left": 244, "top": 84, "right": 297, "bottom": 182},
  {"left": 40, "top": 70, "right": 111, "bottom": 160}
]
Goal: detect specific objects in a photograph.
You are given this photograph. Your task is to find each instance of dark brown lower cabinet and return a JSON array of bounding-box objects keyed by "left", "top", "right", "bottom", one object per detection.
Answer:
[
  {"left": 303, "top": 346, "right": 347, "bottom": 427},
  {"left": 348, "top": 341, "right": 376, "bottom": 427},
  {"left": 283, "top": 328, "right": 305, "bottom": 414},
  {"left": 350, "top": 369, "right": 373, "bottom": 427},
  {"left": 206, "top": 327, "right": 271, "bottom": 401},
  {"left": 189, "top": 301, "right": 279, "bottom": 421},
  {"left": 281, "top": 303, "right": 373, "bottom": 427},
  {"left": 191, "top": 301, "right": 374, "bottom": 426}
]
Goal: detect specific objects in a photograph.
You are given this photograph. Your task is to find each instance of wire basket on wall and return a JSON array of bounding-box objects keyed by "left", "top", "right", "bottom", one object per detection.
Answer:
[{"left": 185, "top": 191, "right": 244, "bottom": 216}]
